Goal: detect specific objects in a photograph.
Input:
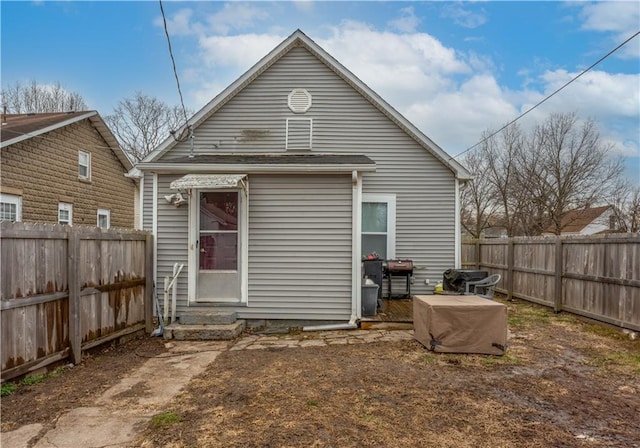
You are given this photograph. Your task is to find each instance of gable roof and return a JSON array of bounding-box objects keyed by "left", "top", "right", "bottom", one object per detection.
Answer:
[
  {"left": 1, "top": 111, "right": 133, "bottom": 171},
  {"left": 549, "top": 205, "right": 612, "bottom": 234},
  {"left": 142, "top": 29, "right": 471, "bottom": 180}
]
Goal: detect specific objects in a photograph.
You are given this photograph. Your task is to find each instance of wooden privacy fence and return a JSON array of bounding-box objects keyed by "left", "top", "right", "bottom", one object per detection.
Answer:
[
  {"left": 462, "top": 234, "right": 640, "bottom": 331},
  {"left": 1, "top": 222, "right": 153, "bottom": 381}
]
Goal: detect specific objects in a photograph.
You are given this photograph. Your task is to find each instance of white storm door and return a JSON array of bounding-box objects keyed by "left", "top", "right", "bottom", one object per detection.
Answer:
[{"left": 196, "top": 190, "right": 242, "bottom": 302}]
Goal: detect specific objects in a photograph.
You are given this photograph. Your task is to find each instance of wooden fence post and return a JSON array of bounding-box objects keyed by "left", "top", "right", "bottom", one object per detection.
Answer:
[
  {"left": 554, "top": 237, "right": 563, "bottom": 313},
  {"left": 67, "top": 230, "right": 81, "bottom": 364},
  {"left": 145, "top": 233, "right": 154, "bottom": 334},
  {"left": 475, "top": 239, "right": 480, "bottom": 269},
  {"left": 507, "top": 239, "right": 514, "bottom": 301}
]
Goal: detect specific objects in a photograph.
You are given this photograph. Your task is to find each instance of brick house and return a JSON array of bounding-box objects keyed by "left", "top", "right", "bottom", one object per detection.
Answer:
[{"left": 0, "top": 111, "right": 137, "bottom": 228}]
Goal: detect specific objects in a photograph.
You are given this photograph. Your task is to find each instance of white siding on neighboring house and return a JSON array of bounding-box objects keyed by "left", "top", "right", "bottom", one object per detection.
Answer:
[{"left": 581, "top": 210, "right": 614, "bottom": 235}]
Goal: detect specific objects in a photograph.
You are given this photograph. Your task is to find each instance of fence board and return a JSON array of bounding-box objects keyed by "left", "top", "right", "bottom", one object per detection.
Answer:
[
  {"left": 1, "top": 222, "right": 151, "bottom": 381},
  {"left": 463, "top": 234, "right": 640, "bottom": 331}
]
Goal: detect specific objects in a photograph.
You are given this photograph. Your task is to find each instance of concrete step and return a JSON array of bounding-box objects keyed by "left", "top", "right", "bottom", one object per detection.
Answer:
[
  {"left": 179, "top": 311, "right": 238, "bottom": 325},
  {"left": 163, "top": 320, "right": 246, "bottom": 341}
]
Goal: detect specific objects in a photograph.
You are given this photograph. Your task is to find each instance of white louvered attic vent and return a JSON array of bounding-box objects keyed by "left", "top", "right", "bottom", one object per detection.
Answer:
[{"left": 288, "top": 89, "right": 312, "bottom": 113}]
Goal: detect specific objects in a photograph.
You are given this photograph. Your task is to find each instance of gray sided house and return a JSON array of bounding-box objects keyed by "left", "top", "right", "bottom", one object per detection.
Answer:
[{"left": 136, "top": 30, "right": 471, "bottom": 324}]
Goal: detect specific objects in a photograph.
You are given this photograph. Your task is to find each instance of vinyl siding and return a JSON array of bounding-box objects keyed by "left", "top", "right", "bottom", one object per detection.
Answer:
[
  {"left": 142, "top": 172, "right": 154, "bottom": 231},
  {"left": 153, "top": 173, "right": 353, "bottom": 320},
  {"left": 160, "top": 46, "right": 456, "bottom": 296},
  {"left": 245, "top": 174, "right": 352, "bottom": 319},
  {"left": 156, "top": 175, "right": 189, "bottom": 311}
]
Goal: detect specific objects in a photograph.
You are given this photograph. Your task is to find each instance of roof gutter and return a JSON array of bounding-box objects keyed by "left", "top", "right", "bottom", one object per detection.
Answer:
[{"left": 135, "top": 163, "right": 376, "bottom": 174}]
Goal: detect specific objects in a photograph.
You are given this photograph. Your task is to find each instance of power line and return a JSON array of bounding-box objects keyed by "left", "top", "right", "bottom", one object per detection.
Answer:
[
  {"left": 158, "top": 0, "right": 190, "bottom": 135},
  {"left": 451, "top": 30, "right": 640, "bottom": 161}
]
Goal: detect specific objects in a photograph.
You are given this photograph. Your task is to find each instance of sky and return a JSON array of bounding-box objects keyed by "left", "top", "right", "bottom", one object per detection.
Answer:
[{"left": 1, "top": 1, "right": 639, "bottom": 183}]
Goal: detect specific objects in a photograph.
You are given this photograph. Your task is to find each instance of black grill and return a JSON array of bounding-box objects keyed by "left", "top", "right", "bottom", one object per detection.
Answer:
[{"left": 385, "top": 259, "right": 414, "bottom": 299}]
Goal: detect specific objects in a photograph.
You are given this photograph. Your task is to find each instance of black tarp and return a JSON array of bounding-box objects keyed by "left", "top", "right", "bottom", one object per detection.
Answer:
[{"left": 443, "top": 269, "right": 488, "bottom": 293}]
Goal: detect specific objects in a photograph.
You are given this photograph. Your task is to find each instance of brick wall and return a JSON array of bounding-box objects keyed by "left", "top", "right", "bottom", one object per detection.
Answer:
[{"left": 0, "top": 119, "right": 136, "bottom": 228}]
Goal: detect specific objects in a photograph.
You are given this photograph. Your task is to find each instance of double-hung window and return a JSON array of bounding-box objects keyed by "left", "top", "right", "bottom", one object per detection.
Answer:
[
  {"left": 361, "top": 194, "right": 396, "bottom": 259},
  {"left": 97, "top": 208, "right": 110, "bottom": 229},
  {"left": 0, "top": 193, "right": 22, "bottom": 222},
  {"left": 58, "top": 202, "right": 73, "bottom": 226},
  {"left": 79, "top": 150, "right": 91, "bottom": 180}
]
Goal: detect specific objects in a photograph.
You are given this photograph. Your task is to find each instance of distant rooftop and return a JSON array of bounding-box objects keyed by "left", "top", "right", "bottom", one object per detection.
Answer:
[{"left": 0, "top": 111, "right": 91, "bottom": 143}]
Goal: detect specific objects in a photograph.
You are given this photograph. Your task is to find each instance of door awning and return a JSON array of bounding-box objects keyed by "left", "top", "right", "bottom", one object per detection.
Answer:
[{"left": 170, "top": 174, "right": 247, "bottom": 190}]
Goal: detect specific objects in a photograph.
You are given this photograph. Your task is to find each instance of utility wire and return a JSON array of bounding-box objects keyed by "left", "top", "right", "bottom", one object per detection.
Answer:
[
  {"left": 450, "top": 30, "right": 640, "bottom": 161},
  {"left": 158, "top": 0, "right": 190, "bottom": 138}
]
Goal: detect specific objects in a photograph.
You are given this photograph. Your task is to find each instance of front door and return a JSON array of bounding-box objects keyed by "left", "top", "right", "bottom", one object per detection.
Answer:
[{"left": 196, "top": 191, "right": 242, "bottom": 302}]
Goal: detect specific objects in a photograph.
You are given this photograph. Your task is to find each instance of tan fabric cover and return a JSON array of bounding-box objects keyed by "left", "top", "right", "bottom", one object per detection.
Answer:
[{"left": 413, "top": 295, "right": 508, "bottom": 355}]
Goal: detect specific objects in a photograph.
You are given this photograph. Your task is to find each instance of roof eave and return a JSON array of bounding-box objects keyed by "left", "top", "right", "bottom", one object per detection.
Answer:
[
  {"left": 142, "top": 31, "right": 305, "bottom": 163},
  {"left": 88, "top": 114, "right": 133, "bottom": 171},
  {"left": 0, "top": 111, "right": 97, "bottom": 148},
  {"left": 136, "top": 162, "right": 376, "bottom": 174}
]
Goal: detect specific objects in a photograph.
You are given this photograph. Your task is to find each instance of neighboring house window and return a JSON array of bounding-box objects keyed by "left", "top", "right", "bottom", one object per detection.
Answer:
[
  {"left": 78, "top": 151, "right": 91, "bottom": 180},
  {"left": 361, "top": 194, "right": 396, "bottom": 259},
  {"left": 0, "top": 193, "right": 22, "bottom": 222},
  {"left": 58, "top": 203, "right": 73, "bottom": 225},
  {"left": 97, "top": 208, "right": 110, "bottom": 229}
]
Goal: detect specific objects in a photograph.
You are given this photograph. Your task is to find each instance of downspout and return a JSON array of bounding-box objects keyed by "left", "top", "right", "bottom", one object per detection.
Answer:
[
  {"left": 454, "top": 178, "right": 461, "bottom": 269},
  {"left": 303, "top": 170, "right": 361, "bottom": 332},
  {"left": 351, "top": 169, "right": 363, "bottom": 324}
]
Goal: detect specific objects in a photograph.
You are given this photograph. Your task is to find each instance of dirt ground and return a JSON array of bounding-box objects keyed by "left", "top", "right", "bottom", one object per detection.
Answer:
[
  {"left": 1, "top": 335, "right": 168, "bottom": 433},
  {"left": 2, "top": 299, "right": 639, "bottom": 448}
]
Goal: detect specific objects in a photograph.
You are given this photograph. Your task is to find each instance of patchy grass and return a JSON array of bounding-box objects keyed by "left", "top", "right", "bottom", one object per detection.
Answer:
[
  {"left": 19, "top": 373, "right": 48, "bottom": 386},
  {"left": 582, "top": 321, "right": 633, "bottom": 341},
  {"left": 506, "top": 301, "right": 552, "bottom": 328},
  {"left": 587, "top": 350, "right": 640, "bottom": 375},
  {"left": 480, "top": 352, "right": 523, "bottom": 366},
  {"left": 1, "top": 382, "right": 17, "bottom": 397},
  {"left": 150, "top": 411, "right": 182, "bottom": 429},
  {"left": 422, "top": 353, "right": 437, "bottom": 364},
  {"left": 1, "top": 367, "right": 67, "bottom": 397}
]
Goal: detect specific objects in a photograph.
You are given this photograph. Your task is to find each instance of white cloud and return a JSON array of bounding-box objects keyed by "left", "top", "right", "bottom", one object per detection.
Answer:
[
  {"left": 539, "top": 70, "right": 640, "bottom": 118},
  {"left": 579, "top": 1, "right": 639, "bottom": 35},
  {"left": 440, "top": 3, "right": 487, "bottom": 29},
  {"left": 577, "top": 2, "right": 640, "bottom": 59},
  {"left": 198, "top": 33, "right": 284, "bottom": 70},
  {"left": 153, "top": 8, "right": 197, "bottom": 36},
  {"left": 388, "top": 6, "right": 421, "bottom": 33},
  {"left": 405, "top": 74, "right": 519, "bottom": 152},
  {"left": 154, "top": 4, "right": 271, "bottom": 38},
  {"left": 205, "top": 3, "right": 270, "bottom": 35},
  {"left": 167, "top": 14, "right": 637, "bottom": 168},
  {"left": 292, "top": 1, "right": 315, "bottom": 13}
]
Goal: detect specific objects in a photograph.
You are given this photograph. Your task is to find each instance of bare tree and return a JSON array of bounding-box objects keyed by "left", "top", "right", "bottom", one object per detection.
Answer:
[
  {"left": 609, "top": 180, "right": 640, "bottom": 233},
  {"left": 627, "top": 188, "right": 640, "bottom": 233},
  {"left": 526, "top": 113, "right": 624, "bottom": 235},
  {"left": 480, "top": 123, "right": 531, "bottom": 236},
  {"left": 460, "top": 149, "right": 498, "bottom": 238},
  {"left": 461, "top": 112, "right": 626, "bottom": 237},
  {"left": 1, "top": 80, "right": 87, "bottom": 113},
  {"left": 105, "top": 92, "right": 190, "bottom": 162}
]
